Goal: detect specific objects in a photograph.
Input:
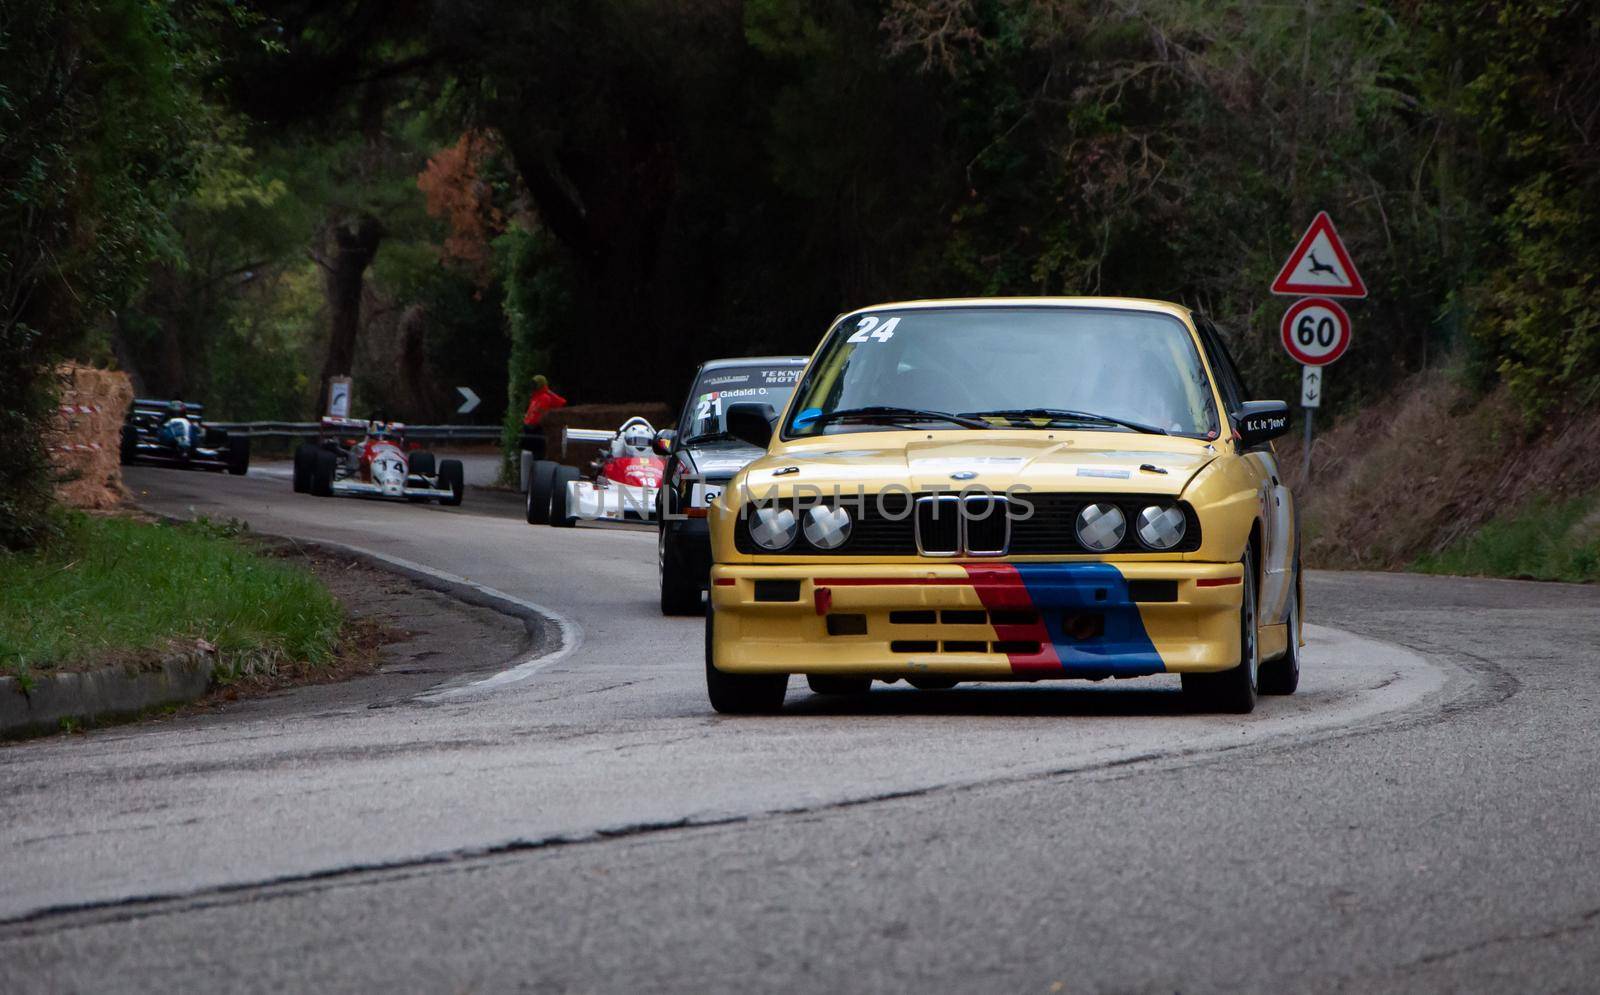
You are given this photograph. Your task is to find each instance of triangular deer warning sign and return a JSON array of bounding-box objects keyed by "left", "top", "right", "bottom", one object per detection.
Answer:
[{"left": 1270, "top": 211, "right": 1366, "bottom": 298}]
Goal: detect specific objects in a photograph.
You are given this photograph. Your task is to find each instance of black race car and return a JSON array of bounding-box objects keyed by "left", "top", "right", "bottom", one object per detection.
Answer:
[
  {"left": 120, "top": 399, "right": 250, "bottom": 475},
  {"left": 656, "top": 356, "right": 806, "bottom": 615}
]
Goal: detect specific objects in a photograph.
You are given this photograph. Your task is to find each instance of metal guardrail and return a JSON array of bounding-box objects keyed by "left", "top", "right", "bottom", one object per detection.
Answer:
[{"left": 209, "top": 422, "right": 503, "bottom": 440}]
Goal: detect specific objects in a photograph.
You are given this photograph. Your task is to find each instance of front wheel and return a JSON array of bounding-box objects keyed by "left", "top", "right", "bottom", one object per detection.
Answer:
[
  {"left": 705, "top": 605, "right": 786, "bottom": 714},
  {"left": 1182, "top": 546, "right": 1259, "bottom": 714},
  {"left": 659, "top": 526, "right": 703, "bottom": 616},
  {"left": 438, "top": 459, "right": 464, "bottom": 506},
  {"left": 549, "top": 465, "right": 580, "bottom": 527},
  {"left": 311, "top": 449, "right": 337, "bottom": 497},
  {"left": 293, "top": 443, "right": 316, "bottom": 493},
  {"left": 1259, "top": 563, "right": 1302, "bottom": 695},
  {"left": 526, "top": 460, "right": 557, "bottom": 524},
  {"left": 225, "top": 435, "right": 250, "bottom": 476}
]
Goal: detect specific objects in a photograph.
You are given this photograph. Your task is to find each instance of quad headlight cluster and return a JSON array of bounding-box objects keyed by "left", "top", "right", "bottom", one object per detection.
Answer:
[
  {"left": 1075, "top": 501, "right": 1187, "bottom": 551},
  {"left": 748, "top": 504, "right": 854, "bottom": 551}
]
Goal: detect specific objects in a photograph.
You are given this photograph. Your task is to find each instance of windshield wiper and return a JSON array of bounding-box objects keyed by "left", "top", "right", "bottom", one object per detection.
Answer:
[
  {"left": 960, "top": 407, "right": 1169, "bottom": 436},
  {"left": 808, "top": 406, "right": 992, "bottom": 430},
  {"left": 684, "top": 430, "right": 740, "bottom": 444}
]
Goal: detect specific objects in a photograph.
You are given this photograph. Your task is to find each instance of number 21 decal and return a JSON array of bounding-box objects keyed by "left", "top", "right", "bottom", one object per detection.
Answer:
[{"left": 847, "top": 316, "right": 900, "bottom": 344}]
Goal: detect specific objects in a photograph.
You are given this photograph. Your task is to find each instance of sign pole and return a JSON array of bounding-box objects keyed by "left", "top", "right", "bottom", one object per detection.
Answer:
[{"left": 1299, "top": 363, "right": 1323, "bottom": 483}]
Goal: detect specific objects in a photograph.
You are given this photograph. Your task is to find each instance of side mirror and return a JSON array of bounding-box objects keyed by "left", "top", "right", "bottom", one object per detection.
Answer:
[
  {"left": 725, "top": 402, "right": 777, "bottom": 449},
  {"left": 1233, "top": 400, "right": 1292, "bottom": 447},
  {"left": 652, "top": 428, "right": 677, "bottom": 456}
]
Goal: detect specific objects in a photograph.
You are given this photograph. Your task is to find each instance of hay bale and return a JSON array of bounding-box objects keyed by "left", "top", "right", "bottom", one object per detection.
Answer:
[
  {"left": 541, "top": 403, "right": 674, "bottom": 469},
  {"left": 50, "top": 365, "right": 133, "bottom": 509}
]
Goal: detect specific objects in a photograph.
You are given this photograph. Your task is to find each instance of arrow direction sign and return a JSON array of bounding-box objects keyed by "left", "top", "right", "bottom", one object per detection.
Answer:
[
  {"left": 1301, "top": 366, "right": 1323, "bottom": 408},
  {"left": 456, "top": 386, "right": 481, "bottom": 415},
  {"left": 1271, "top": 211, "right": 1367, "bottom": 298}
]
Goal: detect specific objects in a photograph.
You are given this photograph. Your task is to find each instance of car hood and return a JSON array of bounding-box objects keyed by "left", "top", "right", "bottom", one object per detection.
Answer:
[
  {"left": 739, "top": 431, "right": 1222, "bottom": 498},
  {"left": 684, "top": 438, "right": 769, "bottom": 480}
]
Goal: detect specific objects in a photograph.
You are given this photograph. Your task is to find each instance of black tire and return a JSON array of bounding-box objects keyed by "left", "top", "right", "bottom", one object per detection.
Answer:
[
  {"left": 907, "top": 676, "right": 959, "bottom": 691},
  {"left": 311, "top": 449, "right": 336, "bottom": 497},
  {"left": 1181, "top": 545, "right": 1260, "bottom": 714},
  {"left": 549, "top": 465, "right": 580, "bottom": 527},
  {"left": 225, "top": 435, "right": 250, "bottom": 476},
  {"left": 119, "top": 425, "right": 138, "bottom": 466},
  {"left": 659, "top": 526, "right": 704, "bottom": 616},
  {"left": 705, "top": 604, "right": 786, "bottom": 714},
  {"left": 526, "top": 460, "right": 557, "bottom": 525},
  {"left": 1259, "top": 562, "right": 1302, "bottom": 695},
  {"left": 292, "top": 443, "right": 315, "bottom": 493},
  {"left": 438, "top": 459, "right": 464, "bottom": 506},
  {"left": 806, "top": 674, "right": 872, "bottom": 695},
  {"left": 410, "top": 451, "right": 436, "bottom": 476}
]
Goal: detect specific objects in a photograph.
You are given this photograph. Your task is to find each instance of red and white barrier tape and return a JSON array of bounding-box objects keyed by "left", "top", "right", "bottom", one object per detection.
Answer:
[
  {"left": 46, "top": 442, "right": 104, "bottom": 453},
  {"left": 58, "top": 404, "right": 104, "bottom": 415}
]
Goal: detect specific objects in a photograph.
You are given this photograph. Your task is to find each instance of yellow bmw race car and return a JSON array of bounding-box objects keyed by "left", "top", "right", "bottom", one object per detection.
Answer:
[{"left": 705, "top": 297, "right": 1302, "bottom": 714}]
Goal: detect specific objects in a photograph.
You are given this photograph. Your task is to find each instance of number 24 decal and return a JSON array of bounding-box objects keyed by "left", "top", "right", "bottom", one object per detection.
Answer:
[{"left": 847, "top": 316, "right": 900, "bottom": 344}]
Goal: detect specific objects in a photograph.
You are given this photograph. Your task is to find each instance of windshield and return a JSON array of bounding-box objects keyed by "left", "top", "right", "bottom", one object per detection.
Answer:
[
  {"left": 784, "top": 306, "right": 1220, "bottom": 439},
  {"left": 680, "top": 364, "right": 803, "bottom": 441}
]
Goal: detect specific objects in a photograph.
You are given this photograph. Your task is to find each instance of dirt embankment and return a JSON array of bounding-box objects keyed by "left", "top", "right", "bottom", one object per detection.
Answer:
[{"left": 1274, "top": 374, "right": 1600, "bottom": 570}]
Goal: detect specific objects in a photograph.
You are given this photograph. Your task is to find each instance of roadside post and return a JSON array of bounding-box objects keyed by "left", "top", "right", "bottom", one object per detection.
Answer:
[{"left": 1270, "top": 211, "right": 1365, "bottom": 481}]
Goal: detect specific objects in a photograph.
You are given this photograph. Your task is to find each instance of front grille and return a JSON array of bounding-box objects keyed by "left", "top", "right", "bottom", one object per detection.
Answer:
[
  {"left": 734, "top": 492, "right": 1202, "bottom": 556},
  {"left": 914, "top": 496, "right": 960, "bottom": 555}
]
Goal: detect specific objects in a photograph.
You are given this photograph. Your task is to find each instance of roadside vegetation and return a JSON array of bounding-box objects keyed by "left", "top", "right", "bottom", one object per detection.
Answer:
[
  {"left": 1415, "top": 498, "right": 1600, "bottom": 585},
  {"left": 3, "top": 1, "right": 1597, "bottom": 583},
  {"left": 0, "top": 515, "right": 342, "bottom": 684}
]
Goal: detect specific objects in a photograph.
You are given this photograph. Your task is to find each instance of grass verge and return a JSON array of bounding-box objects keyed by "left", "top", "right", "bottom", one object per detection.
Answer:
[
  {"left": 1413, "top": 494, "right": 1600, "bottom": 583},
  {"left": 0, "top": 513, "right": 343, "bottom": 684}
]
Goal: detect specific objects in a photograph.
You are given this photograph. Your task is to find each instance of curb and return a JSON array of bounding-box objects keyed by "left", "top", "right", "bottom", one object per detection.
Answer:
[{"left": 0, "top": 651, "right": 214, "bottom": 740}]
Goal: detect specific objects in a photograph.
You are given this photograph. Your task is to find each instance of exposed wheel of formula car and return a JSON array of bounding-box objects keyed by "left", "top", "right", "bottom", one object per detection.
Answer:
[
  {"left": 549, "top": 465, "right": 580, "bottom": 527},
  {"left": 292, "top": 443, "right": 316, "bottom": 493},
  {"left": 1259, "top": 558, "right": 1302, "bottom": 695},
  {"left": 225, "top": 435, "right": 250, "bottom": 476},
  {"left": 705, "top": 604, "right": 786, "bottom": 714},
  {"left": 438, "top": 459, "right": 465, "bottom": 506},
  {"left": 526, "top": 460, "right": 557, "bottom": 525},
  {"left": 659, "top": 524, "right": 703, "bottom": 616},
  {"left": 410, "top": 451, "right": 436, "bottom": 476},
  {"left": 907, "top": 676, "right": 959, "bottom": 691},
  {"left": 119, "top": 425, "right": 138, "bottom": 466},
  {"left": 1181, "top": 546, "right": 1259, "bottom": 714},
  {"left": 311, "top": 449, "right": 336, "bottom": 497},
  {"left": 806, "top": 675, "right": 872, "bottom": 696}
]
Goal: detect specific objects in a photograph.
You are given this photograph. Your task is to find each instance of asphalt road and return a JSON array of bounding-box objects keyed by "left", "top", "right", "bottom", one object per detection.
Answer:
[{"left": 3, "top": 461, "right": 1597, "bottom": 992}]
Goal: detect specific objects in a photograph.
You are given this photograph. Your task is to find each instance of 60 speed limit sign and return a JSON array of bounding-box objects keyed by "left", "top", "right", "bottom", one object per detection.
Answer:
[{"left": 1280, "top": 297, "right": 1352, "bottom": 366}]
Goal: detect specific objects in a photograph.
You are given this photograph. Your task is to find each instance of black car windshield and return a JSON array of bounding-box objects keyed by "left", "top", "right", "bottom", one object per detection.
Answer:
[
  {"left": 681, "top": 364, "right": 804, "bottom": 441},
  {"left": 785, "top": 306, "right": 1220, "bottom": 439}
]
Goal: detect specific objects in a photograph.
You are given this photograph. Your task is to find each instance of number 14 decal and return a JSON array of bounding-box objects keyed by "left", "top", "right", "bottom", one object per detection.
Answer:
[{"left": 847, "top": 316, "right": 900, "bottom": 344}]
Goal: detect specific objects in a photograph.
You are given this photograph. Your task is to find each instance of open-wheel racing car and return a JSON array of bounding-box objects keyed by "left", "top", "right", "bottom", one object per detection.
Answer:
[
  {"left": 525, "top": 417, "right": 664, "bottom": 528},
  {"left": 121, "top": 399, "right": 250, "bottom": 475},
  {"left": 293, "top": 416, "right": 464, "bottom": 506}
]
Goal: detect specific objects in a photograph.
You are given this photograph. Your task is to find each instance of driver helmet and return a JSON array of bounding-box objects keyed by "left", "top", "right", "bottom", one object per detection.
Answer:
[
  {"left": 166, "top": 400, "right": 186, "bottom": 417},
  {"left": 621, "top": 423, "right": 653, "bottom": 455}
]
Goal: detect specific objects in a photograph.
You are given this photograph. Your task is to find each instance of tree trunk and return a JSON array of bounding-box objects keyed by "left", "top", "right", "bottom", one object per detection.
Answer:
[{"left": 317, "top": 215, "right": 384, "bottom": 413}]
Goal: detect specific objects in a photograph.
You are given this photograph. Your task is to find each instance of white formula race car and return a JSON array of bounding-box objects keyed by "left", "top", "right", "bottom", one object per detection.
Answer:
[
  {"left": 525, "top": 416, "right": 665, "bottom": 527},
  {"left": 293, "top": 417, "right": 464, "bottom": 505}
]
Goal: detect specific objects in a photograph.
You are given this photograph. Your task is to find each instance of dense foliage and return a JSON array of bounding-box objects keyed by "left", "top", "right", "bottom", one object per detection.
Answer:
[{"left": 3, "top": 0, "right": 1597, "bottom": 549}]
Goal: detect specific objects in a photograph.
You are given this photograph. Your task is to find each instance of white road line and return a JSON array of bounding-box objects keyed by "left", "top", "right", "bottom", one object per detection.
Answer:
[{"left": 296, "top": 537, "right": 584, "bottom": 702}]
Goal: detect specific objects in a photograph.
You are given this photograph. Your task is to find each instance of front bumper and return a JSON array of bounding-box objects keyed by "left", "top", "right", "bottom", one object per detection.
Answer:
[
  {"left": 709, "top": 561, "right": 1243, "bottom": 679},
  {"left": 569, "top": 481, "right": 660, "bottom": 522},
  {"left": 330, "top": 479, "right": 453, "bottom": 500}
]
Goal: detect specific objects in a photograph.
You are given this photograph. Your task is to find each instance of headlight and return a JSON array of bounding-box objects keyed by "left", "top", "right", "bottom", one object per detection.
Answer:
[
  {"left": 749, "top": 506, "right": 799, "bottom": 550},
  {"left": 1136, "top": 503, "right": 1187, "bottom": 550},
  {"left": 1075, "top": 502, "right": 1126, "bottom": 552},
  {"left": 802, "top": 505, "right": 852, "bottom": 549}
]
